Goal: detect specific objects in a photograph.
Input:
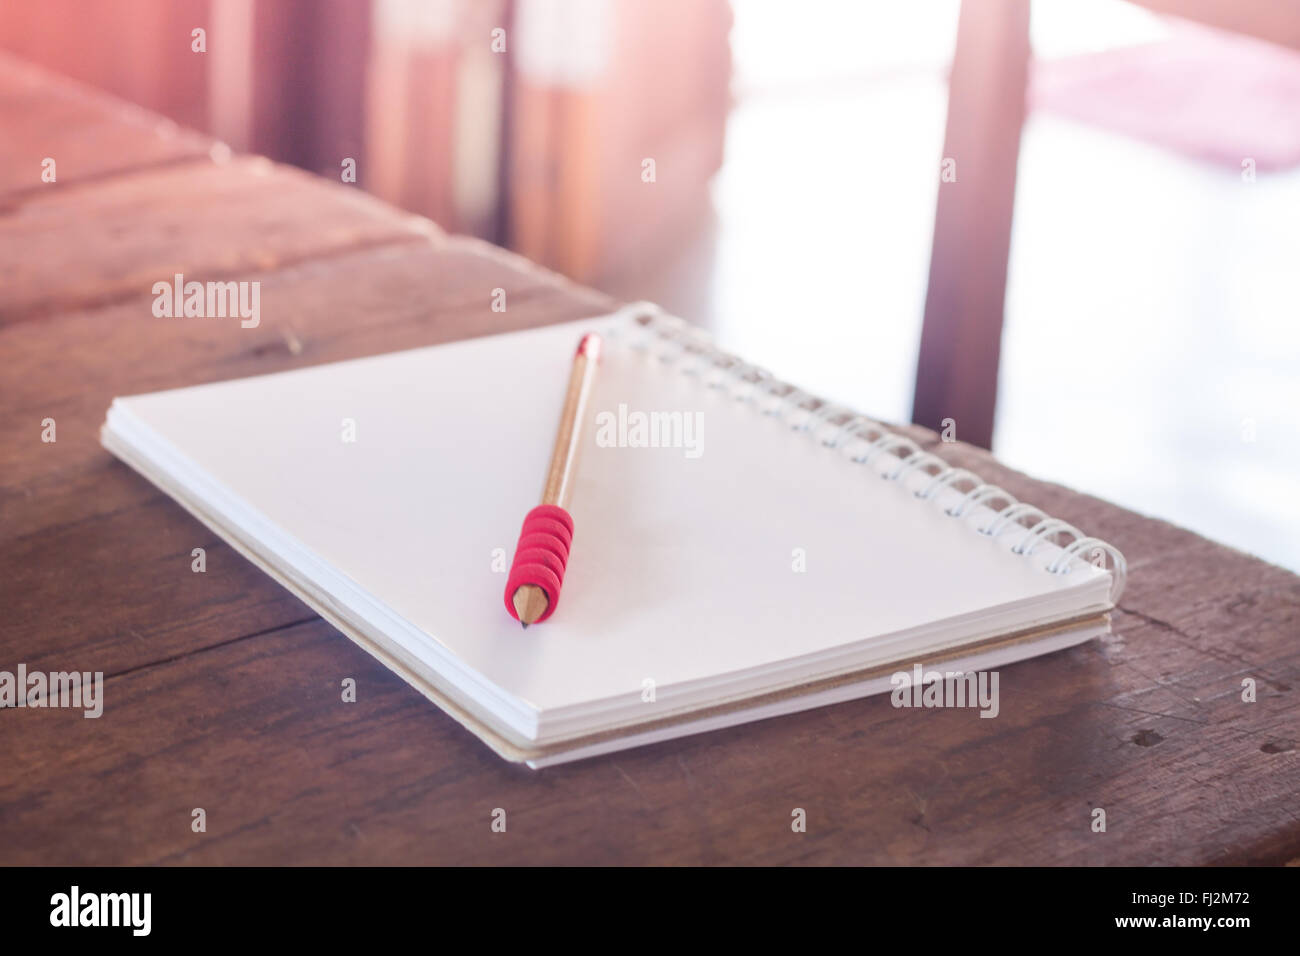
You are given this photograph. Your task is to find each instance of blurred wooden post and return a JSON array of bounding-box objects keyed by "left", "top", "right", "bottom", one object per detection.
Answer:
[
  {"left": 912, "top": 0, "right": 1031, "bottom": 450},
  {"left": 364, "top": 0, "right": 509, "bottom": 238},
  {"left": 507, "top": 0, "right": 730, "bottom": 284}
]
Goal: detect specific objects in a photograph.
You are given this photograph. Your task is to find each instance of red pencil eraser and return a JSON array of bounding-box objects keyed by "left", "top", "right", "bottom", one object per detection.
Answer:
[{"left": 504, "top": 505, "right": 574, "bottom": 624}]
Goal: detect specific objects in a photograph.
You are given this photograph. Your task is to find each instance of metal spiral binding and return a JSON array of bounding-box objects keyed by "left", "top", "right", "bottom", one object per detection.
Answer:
[{"left": 605, "top": 301, "right": 1127, "bottom": 603}]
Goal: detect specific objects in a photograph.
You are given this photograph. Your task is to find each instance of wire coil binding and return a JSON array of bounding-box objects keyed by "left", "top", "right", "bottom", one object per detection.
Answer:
[{"left": 605, "top": 301, "right": 1127, "bottom": 603}]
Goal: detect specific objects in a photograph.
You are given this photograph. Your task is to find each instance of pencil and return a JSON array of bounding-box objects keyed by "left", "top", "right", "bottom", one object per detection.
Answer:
[{"left": 505, "top": 332, "right": 602, "bottom": 627}]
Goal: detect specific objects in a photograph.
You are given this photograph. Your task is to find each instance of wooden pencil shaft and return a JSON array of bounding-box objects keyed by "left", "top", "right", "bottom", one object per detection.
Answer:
[{"left": 541, "top": 349, "right": 596, "bottom": 508}]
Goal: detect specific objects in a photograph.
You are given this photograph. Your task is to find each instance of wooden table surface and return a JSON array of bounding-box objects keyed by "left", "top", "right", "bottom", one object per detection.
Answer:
[{"left": 2, "top": 54, "right": 1297, "bottom": 866}]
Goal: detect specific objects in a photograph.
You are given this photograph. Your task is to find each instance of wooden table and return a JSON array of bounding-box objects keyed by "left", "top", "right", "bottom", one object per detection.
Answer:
[{"left": 2, "top": 54, "right": 1297, "bottom": 866}]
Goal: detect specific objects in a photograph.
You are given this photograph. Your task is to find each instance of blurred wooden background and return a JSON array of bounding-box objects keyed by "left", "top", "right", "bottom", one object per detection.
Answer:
[
  {"left": 10, "top": 0, "right": 1297, "bottom": 458},
  {"left": 0, "top": 0, "right": 730, "bottom": 284}
]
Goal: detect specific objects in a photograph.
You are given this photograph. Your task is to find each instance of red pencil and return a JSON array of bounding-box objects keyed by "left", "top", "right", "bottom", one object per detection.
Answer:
[{"left": 504, "top": 332, "right": 602, "bottom": 627}]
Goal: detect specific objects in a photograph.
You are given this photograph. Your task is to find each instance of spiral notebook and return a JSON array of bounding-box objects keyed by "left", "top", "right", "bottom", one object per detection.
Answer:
[{"left": 101, "top": 303, "right": 1126, "bottom": 767}]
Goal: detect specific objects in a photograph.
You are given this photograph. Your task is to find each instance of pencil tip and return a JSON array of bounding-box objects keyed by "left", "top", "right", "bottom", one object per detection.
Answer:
[
  {"left": 577, "top": 332, "right": 602, "bottom": 361},
  {"left": 511, "top": 583, "right": 550, "bottom": 629},
  {"left": 520, "top": 621, "right": 528, "bottom": 630}
]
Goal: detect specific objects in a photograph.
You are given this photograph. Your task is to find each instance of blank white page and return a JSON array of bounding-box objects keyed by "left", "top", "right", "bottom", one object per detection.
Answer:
[{"left": 109, "top": 316, "right": 1112, "bottom": 737}]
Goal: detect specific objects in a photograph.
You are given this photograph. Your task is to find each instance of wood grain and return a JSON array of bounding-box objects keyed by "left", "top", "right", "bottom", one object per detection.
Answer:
[
  {"left": 1, "top": 56, "right": 1297, "bottom": 866},
  {"left": 0, "top": 51, "right": 216, "bottom": 197},
  {"left": 0, "top": 155, "right": 438, "bottom": 322}
]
